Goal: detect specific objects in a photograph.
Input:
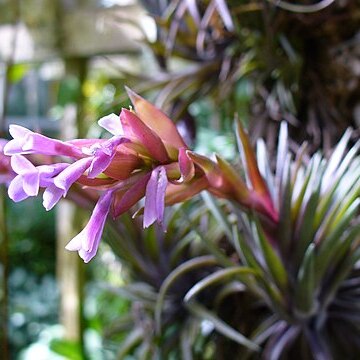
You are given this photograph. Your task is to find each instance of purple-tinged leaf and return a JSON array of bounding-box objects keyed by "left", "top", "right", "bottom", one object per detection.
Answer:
[
  {"left": 214, "top": 0, "right": 234, "bottom": 31},
  {"left": 215, "top": 154, "right": 250, "bottom": 204},
  {"left": 165, "top": 177, "right": 208, "bottom": 205},
  {"left": 236, "top": 119, "right": 274, "bottom": 209},
  {"left": 103, "top": 152, "right": 142, "bottom": 181},
  {"left": 186, "top": 151, "right": 224, "bottom": 189},
  {"left": 185, "top": 0, "right": 201, "bottom": 24}
]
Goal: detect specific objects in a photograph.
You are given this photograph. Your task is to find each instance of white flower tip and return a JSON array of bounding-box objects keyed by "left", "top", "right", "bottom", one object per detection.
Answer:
[
  {"left": 98, "top": 113, "right": 123, "bottom": 136},
  {"left": 65, "top": 237, "right": 81, "bottom": 251},
  {"left": 53, "top": 178, "right": 67, "bottom": 192}
]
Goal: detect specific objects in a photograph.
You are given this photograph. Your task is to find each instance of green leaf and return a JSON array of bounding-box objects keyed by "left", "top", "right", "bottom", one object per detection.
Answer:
[
  {"left": 291, "top": 153, "right": 322, "bottom": 222},
  {"left": 256, "top": 139, "right": 276, "bottom": 203},
  {"left": 155, "top": 256, "right": 218, "bottom": 332},
  {"left": 275, "top": 122, "right": 289, "bottom": 182},
  {"left": 320, "top": 225, "right": 360, "bottom": 307},
  {"left": 232, "top": 222, "right": 264, "bottom": 277},
  {"left": 201, "top": 192, "right": 232, "bottom": 239},
  {"left": 186, "top": 301, "right": 260, "bottom": 352},
  {"left": 294, "top": 243, "right": 316, "bottom": 316},
  {"left": 293, "top": 180, "right": 321, "bottom": 269},
  {"left": 184, "top": 267, "right": 257, "bottom": 303},
  {"left": 116, "top": 328, "right": 144, "bottom": 359},
  {"left": 253, "top": 218, "right": 288, "bottom": 291},
  {"left": 184, "top": 267, "right": 261, "bottom": 352},
  {"left": 316, "top": 199, "right": 360, "bottom": 283}
]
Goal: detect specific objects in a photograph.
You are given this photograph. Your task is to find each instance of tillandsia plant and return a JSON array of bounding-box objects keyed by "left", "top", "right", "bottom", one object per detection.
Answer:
[
  {"left": 97, "top": 200, "right": 226, "bottom": 359},
  {"left": 180, "top": 122, "right": 360, "bottom": 359},
  {"left": 4, "top": 90, "right": 360, "bottom": 358}
]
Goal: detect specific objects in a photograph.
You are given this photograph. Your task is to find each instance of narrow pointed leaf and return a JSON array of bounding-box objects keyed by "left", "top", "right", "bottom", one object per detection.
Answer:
[
  {"left": 155, "top": 255, "right": 217, "bottom": 332},
  {"left": 215, "top": 154, "right": 250, "bottom": 204},
  {"left": 235, "top": 118, "right": 270, "bottom": 198},
  {"left": 186, "top": 301, "right": 260, "bottom": 352},
  {"left": 253, "top": 218, "right": 288, "bottom": 291},
  {"left": 294, "top": 244, "right": 316, "bottom": 316},
  {"left": 165, "top": 177, "right": 208, "bottom": 205}
]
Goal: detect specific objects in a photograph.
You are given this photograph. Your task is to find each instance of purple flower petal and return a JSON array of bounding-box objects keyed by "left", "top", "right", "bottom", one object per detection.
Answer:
[
  {"left": 10, "top": 155, "right": 39, "bottom": 196},
  {"left": 38, "top": 163, "right": 69, "bottom": 178},
  {"left": 53, "top": 157, "right": 92, "bottom": 195},
  {"left": 22, "top": 172, "right": 40, "bottom": 196},
  {"left": 5, "top": 125, "right": 82, "bottom": 157},
  {"left": 87, "top": 137, "right": 127, "bottom": 179},
  {"left": 65, "top": 191, "right": 113, "bottom": 263},
  {"left": 98, "top": 113, "right": 124, "bottom": 136},
  {"left": 143, "top": 166, "right": 168, "bottom": 228},
  {"left": 43, "top": 185, "right": 65, "bottom": 211},
  {"left": 11, "top": 155, "right": 35, "bottom": 174},
  {"left": 8, "top": 175, "right": 29, "bottom": 202}
]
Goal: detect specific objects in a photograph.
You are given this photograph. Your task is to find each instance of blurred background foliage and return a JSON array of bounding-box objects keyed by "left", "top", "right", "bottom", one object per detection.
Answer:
[{"left": 1, "top": 0, "right": 360, "bottom": 359}]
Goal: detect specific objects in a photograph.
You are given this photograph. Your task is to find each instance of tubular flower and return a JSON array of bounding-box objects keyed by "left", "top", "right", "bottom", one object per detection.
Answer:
[{"left": 5, "top": 89, "right": 207, "bottom": 262}]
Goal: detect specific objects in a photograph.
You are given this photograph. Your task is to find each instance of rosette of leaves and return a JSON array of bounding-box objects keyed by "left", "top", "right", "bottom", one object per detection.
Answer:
[
  {"left": 135, "top": 0, "right": 360, "bottom": 147},
  {"left": 177, "top": 123, "right": 360, "bottom": 359},
  {"left": 94, "top": 199, "right": 230, "bottom": 359}
]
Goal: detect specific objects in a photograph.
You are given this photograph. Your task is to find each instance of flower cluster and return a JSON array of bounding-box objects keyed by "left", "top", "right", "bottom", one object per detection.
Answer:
[
  {"left": 4, "top": 89, "right": 208, "bottom": 262},
  {"left": 5, "top": 88, "right": 279, "bottom": 263}
]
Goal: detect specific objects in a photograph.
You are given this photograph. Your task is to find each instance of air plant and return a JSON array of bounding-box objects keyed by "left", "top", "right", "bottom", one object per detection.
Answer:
[
  {"left": 178, "top": 121, "right": 360, "bottom": 358},
  {"left": 5, "top": 90, "right": 360, "bottom": 358},
  {"left": 96, "top": 200, "right": 225, "bottom": 359}
]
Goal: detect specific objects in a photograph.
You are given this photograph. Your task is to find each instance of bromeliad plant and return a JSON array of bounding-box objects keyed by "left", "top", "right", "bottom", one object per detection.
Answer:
[
  {"left": 181, "top": 122, "right": 360, "bottom": 358},
  {"left": 4, "top": 90, "right": 360, "bottom": 358}
]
